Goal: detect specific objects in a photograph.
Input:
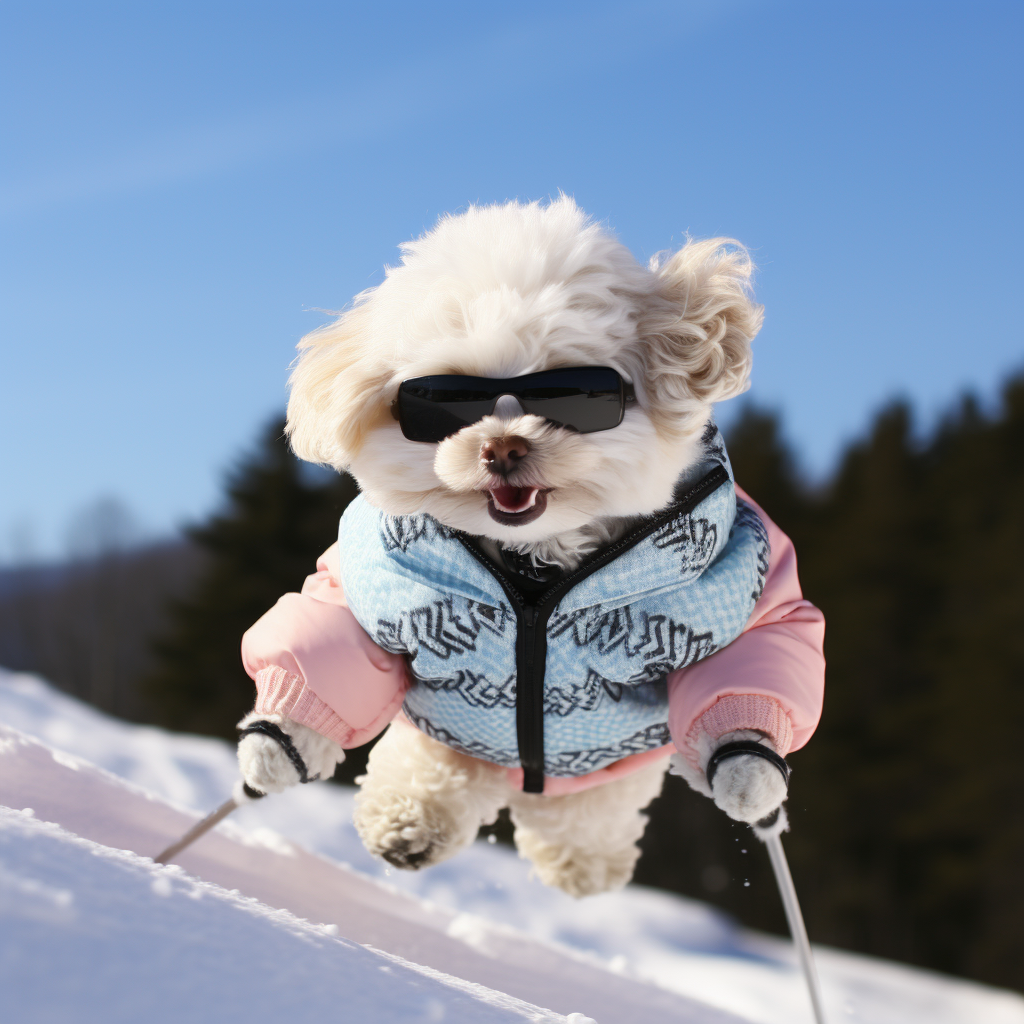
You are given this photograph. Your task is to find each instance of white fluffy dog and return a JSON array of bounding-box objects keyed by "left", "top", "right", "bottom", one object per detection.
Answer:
[{"left": 238, "top": 197, "right": 786, "bottom": 897}]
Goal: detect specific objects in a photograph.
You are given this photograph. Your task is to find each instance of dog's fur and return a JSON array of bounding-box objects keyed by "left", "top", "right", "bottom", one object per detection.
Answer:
[
  {"left": 287, "top": 197, "right": 760, "bottom": 569},
  {"left": 248, "top": 198, "right": 777, "bottom": 895}
]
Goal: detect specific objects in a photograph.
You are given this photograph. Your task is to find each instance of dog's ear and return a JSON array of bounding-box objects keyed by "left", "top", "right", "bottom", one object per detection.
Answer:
[
  {"left": 286, "top": 302, "right": 393, "bottom": 469},
  {"left": 639, "top": 239, "right": 763, "bottom": 417}
]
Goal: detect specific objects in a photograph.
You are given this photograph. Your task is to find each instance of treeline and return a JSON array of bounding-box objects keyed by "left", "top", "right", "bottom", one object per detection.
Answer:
[
  {"left": 0, "top": 540, "right": 204, "bottom": 722},
  {"left": 2, "top": 380, "right": 1021, "bottom": 990},
  {"left": 639, "top": 376, "right": 1024, "bottom": 991}
]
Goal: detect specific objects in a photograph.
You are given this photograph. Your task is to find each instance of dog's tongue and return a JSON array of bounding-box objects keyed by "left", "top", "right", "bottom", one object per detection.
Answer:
[{"left": 490, "top": 485, "right": 539, "bottom": 514}]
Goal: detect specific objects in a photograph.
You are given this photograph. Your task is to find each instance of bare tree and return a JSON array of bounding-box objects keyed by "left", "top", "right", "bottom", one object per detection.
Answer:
[{"left": 0, "top": 498, "right": 204, "bottom": 721}]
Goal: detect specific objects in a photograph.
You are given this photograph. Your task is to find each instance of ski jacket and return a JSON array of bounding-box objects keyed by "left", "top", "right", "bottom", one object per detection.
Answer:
[
  {"left": 337, "top": 446, "right": 767, "bottom": 792},
  {"left": 242, "top": 456, "right": 826, "bottom": 796}
]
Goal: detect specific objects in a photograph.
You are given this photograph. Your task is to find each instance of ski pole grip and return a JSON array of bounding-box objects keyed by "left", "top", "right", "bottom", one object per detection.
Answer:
[{"left": 705, "top": 740, "right": 791, "bottom": 790}]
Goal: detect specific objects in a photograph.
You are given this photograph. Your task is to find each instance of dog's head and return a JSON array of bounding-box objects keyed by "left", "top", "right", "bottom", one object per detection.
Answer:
[{"left": 286, "top": 198, "right": 762, "bottom": 547}]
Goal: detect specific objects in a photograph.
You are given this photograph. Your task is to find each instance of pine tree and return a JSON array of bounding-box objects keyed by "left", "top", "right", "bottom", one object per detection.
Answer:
[
  {"left": 145, "top": 418, "right": 358, "bottom": 745},
  {"left": 639, "top": 387, "right": 1024, "bottom": 990}
]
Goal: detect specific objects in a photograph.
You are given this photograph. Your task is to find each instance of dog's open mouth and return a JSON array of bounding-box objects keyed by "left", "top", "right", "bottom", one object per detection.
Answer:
[{"left": 486, "top": 485, "right": 549, "bottom": 526}]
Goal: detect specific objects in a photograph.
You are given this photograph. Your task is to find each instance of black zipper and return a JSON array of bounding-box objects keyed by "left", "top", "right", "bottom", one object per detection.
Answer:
[{"left": 456, "top": 464, "right": 729, "bottom": 793}]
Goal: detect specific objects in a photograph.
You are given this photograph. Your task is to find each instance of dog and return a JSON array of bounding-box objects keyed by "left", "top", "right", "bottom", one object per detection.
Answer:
[{"left": 236, "top": 197, "right": 814, "bottom": 898}]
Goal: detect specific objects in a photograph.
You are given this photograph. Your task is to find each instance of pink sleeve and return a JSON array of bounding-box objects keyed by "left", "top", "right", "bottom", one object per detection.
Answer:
[
  {"left": 667, "top": 486, "right": 825, "bottom": 771},
  {"left": 240, "top": 543, "right": 409, "bottom": 747}
]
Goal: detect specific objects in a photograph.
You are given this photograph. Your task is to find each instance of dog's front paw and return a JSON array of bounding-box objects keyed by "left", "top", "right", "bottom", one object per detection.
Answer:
[
  {"left": 354, "top": 793, "right": 452, "bottom": 870},
  {"left": 706, "top": 731, "right": 789, "bottom": 826},
  {"left": 710, "top": 755, "right": 787, "bottom": 822},
  {"left": 236, "top": 713, "right": 344, "bottom": 795}
]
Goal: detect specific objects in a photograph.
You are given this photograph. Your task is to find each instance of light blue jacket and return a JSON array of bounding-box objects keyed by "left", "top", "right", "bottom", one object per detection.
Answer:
[{"left": 338, "top": 434, "right": 769, "bottom": 782}]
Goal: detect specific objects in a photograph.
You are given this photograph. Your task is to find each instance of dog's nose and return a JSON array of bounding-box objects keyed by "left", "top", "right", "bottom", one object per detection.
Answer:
[{"left": 481, "top": 436, "right": 529, "bottom": 476}]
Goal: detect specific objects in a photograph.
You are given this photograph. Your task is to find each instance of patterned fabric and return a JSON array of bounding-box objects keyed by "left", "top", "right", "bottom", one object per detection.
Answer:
[{"left": 338, "top": 433, "right": 770, "bottom": 777}]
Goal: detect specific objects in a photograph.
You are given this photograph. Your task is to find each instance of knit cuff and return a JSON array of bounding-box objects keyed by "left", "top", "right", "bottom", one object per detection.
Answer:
[
  {"left": 253, "top": 666, "right": 355, "bottom": 747},
  {"left": 694, "top": 693, "right": 793, "bottom": 756}
]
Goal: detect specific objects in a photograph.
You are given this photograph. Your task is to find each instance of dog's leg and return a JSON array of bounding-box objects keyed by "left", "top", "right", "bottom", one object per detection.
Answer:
[
  {"left": 508, "top": 758, "right": 668, "bottom": 898},
  {"left": 354, "top": 722, "right": 512, "bottom": 870}
]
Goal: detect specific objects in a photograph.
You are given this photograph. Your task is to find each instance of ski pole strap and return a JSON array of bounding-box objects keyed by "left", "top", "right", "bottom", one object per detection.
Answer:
[
  {"left": 705, "top": 740, "right": 791, "bottom": 790},
  {"left": 754, "top": 806, "right": 782, "bottom": 831},
  {"left": 238, "top": 720, "right": 317, "bottom": 784}
]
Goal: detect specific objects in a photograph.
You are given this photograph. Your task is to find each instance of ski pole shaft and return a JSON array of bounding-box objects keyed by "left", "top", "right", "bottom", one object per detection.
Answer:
[
  {"left": 154, "top": 796, "right": 238, "bottom": 865},
  {"left": 764, "top": 832, "right": 828, "bottom": 1024}
]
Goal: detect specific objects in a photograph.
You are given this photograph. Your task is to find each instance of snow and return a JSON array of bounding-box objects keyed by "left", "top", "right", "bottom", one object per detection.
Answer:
[
  {"left": 0, "top": 806, "right": 563, "bottom": 1023},
  {"left": 2, "top": 667, "right": 1023, "bottom": 1024}
]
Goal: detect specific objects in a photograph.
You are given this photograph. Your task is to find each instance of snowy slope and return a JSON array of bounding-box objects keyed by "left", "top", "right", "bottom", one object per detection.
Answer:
[
  {"left": 2, "top": 668, "right": 1023, "bottom": 1024},
  {"left": 0, "top": 805, "right": 566, "bottom": 1024},
  {"left": 0, "top": 721, "right": 745, "bottom": 1023}
]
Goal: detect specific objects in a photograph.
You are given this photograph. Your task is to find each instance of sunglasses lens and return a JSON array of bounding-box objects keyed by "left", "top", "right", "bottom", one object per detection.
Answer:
[
  {"left": 397, "top": 367, "right": 627, "bottom": 441},
  {"left": 398, "top": 380, "right": 496, "bottom": 441},
  {"left": 517, "top": 367, "right": 624, "bottom": 432}
]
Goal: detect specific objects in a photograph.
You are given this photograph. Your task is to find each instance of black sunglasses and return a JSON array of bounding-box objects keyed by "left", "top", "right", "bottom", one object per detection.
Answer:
[{"left": 392, "top": 366, "right": 637, "bottom": 443}]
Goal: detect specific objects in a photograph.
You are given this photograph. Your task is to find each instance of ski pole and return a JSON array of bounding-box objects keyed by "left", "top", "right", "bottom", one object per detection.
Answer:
[
  {"left": 154, "top": 795, "right": 238, "bottom": 864},
  {"left": 153, "top": 779, "right": 265, "bottom": 864},
  {"left": 156, "top": 718, "right": 319, "bottom": 864},
  {"left": 756, "top": 818, "right": 828, "bottom": 1024}
]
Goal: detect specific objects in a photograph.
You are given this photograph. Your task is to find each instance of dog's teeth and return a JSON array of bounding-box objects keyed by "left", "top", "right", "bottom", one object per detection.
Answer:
[{"left": 491, "top": 487, "right": 540, "bottom": 513}]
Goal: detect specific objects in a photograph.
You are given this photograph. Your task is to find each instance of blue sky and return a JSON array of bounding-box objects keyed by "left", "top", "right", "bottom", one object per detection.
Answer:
[{"left": 2, "top": 0, "right": 1021, "bottom": 561}]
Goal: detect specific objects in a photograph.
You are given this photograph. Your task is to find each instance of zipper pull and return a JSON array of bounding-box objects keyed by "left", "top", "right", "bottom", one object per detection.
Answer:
[{"left": 523, "top": 606, "right": 538, "bottom": 627}]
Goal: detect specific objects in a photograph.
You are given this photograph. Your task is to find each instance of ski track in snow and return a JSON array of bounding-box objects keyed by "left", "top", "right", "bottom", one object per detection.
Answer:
[{"left": 1, "top": 667, "right": 1023, "bottom": 1024}]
